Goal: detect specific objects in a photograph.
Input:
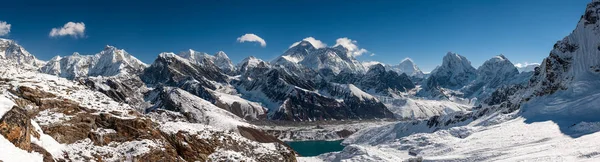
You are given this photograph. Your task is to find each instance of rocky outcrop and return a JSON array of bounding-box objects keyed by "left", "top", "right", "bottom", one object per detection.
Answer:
[
  {"left": 4, "top": 85, "right": 296, "bottom": 161},
  {"left": 0, "top": 106, "right": 37, "bottom": 151}
]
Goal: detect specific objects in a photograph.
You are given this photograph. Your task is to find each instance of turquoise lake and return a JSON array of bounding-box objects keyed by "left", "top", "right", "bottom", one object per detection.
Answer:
[{"left": 286, "top": 140, "right": 346, "bottom": 157}]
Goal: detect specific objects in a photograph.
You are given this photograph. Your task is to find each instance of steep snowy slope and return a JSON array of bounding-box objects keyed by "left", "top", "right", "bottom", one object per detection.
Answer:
[
  {"left": 40, "top": 45, "right": 147, "bottom": 79},
  {"left": 521, "top": 0, "right": 600, "bottom": 123},
  {"left": 145, "top": 86, "right": 251, "bottom": 130},
  {"left": 0, "top": 38, "right": 45, "bottom": 67},
  {"left": 388, "top": 58, "right": 425, "bottom": 78}
]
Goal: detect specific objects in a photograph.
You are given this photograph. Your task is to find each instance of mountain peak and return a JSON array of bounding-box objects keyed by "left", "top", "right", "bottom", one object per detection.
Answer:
[
  {"left": 400, "top": 57, "right": 414, "bottom": 64},
  {"left": 0, "top": 38, "right": 43, "bottom": 66},
  {"left": 298, "top": 40, "right": 313, "bottom": 47},
  {"left": 367, "top": 63, "right": 386, "bottom": 73},
  {"left": 425, "top": 52, "right": 477, "bottom": 89},
  {"left": 245, "top": 56, "right": 257, "bottom": 60},
  {"left": 104, "top": 45, "right": 117, "bottom": 51},
  {"left": 493, "top": 54, "right": 508, "bottom": 61},
  {"left": 442, "top": 52, "right": 473, "bottom": 68},
  {"left": 159, "top": 52, "right": 177, "bottom": 58},
  {"left": 289, "top": 40, "right": 316, "bottom": 49},
  {"left": 212, "top": 51, "right": 236, "bottom": 74},
  {"left": 215, "top": 51, "right": 229, "bottom": 58},
  {"left": 389, "top": 57, "right": 424, "bottom": 77},
  {"left": 50, "top": 55, "right": 62, "bottom": 61}
]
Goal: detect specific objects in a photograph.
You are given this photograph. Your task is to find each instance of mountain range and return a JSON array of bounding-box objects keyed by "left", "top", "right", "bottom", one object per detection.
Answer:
[{"left": 1, "top": 0, "right": 599, "bottom": 161}]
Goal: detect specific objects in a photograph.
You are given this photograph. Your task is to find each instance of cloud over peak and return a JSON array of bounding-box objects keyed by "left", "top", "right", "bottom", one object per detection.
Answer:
[
  {"left": 49, "top": 22, "right": 86, "bottom": 38},
  {"left": 237, "top": 33, "right": 266, "bottom": 47},
  {"left": 334, "top": 37, "right": 369, "bottom": 57},
  {"left": 289, "top": 37, "right": 327, "bottom": 49},
  {"left": 0, "top": 21, "right": 11, "bottom": 36},
  {"left": 514, "top": 62, "right": 540, "bottom": 68}
]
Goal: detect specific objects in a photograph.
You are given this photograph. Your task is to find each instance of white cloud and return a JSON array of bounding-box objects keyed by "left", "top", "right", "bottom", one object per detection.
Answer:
[
  {"left": 237, "top": 33, "right": 266, "bottom": 47},
  {"left": 289, "top": 37, "right": 327, "bottom": 49},
  {"left": 514, "top": 62, "right": 540, "bottom": 68},
  {"left": 0, "top": 21, "right": 11, "bottom": 36},
  {"left": 49, "top": 22, "right": 86, "bottom": 38},
  {"left": 370, "top": 53, "right": 376, "bottom": 57},
  {"left": 334, "top": 37, "right": 369, "bottom": 57}
]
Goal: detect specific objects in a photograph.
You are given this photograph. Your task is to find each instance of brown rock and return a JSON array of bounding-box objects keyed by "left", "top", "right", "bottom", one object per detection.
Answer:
[{"left": 0, "top": 106, "right": 34, "bottom": 151}]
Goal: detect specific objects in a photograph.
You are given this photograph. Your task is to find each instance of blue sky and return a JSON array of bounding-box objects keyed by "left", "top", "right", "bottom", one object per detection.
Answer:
[{"left": 0, "top": 0, "right": 591, "bottom": 72}]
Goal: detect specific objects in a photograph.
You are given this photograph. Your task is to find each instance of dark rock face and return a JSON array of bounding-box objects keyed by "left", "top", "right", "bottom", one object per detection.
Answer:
[
  {"left": 584, "top": 1, "right": 600, "bottom": 25},
  {"left": 360, "top": 64, "right": 415, "bottom": 93},
  {"left": 484, "top": 85, "right": 524, "bottom": 106},
  {"left": 271, "top": 88, "right": 348, "bottom": 121},
  {"left": 141, "top": 54, "right": 227, "bottom": 87},
  {"left": 81, "top": 76, "right": 149, "bottom": 110},
  {"left": 271, "top": 87, "right": 394, "bottom": 121},
  {"left": 529, "top": 52, "right": 572, "bottom": 97},
  {"left": 331, "top": 64, "right": 415, "bottom": 95}
]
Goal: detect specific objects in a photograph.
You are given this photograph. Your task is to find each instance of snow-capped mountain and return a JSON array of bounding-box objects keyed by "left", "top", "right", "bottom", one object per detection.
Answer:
[
  {"left": 461, "top": 55, "right": 521, "bottom": 99},
  {"left": 272, "top": 40, "right": 365, "bottom": 74},
  {"left": 358, "top": 64, "right": 415, "bottom": 94},
  {"left": 0, "top": 38, "right": 45, "bottom": 67},
  {"left": 141, "top": 52, "right": 268, "bottom": 120},
  {"left": 213, "top": 51, "right": 236, "bottom": 73},
  {"left": 417, "top": 52, "right": 477, "bottom": 99},
  {"left": 361, "top": 61, "right": 384, "bottom": 71},
  {"left": 388, "top": 58, "right": 425, "bottom": 78},
  {"left": 177, "top": 49, "right": 236, "bottom": 74},
  {"left": 238, "top": 56, "right": 271, "bottom": 74},
  {"left": 40, "top": 45, "right": 147, "bottom": 79},
  {"left": 427, "top": 52, "right": 477, "bottom": 89},
  {"left": 273, "top": 40, "right": 315, "bottom": 65}
]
